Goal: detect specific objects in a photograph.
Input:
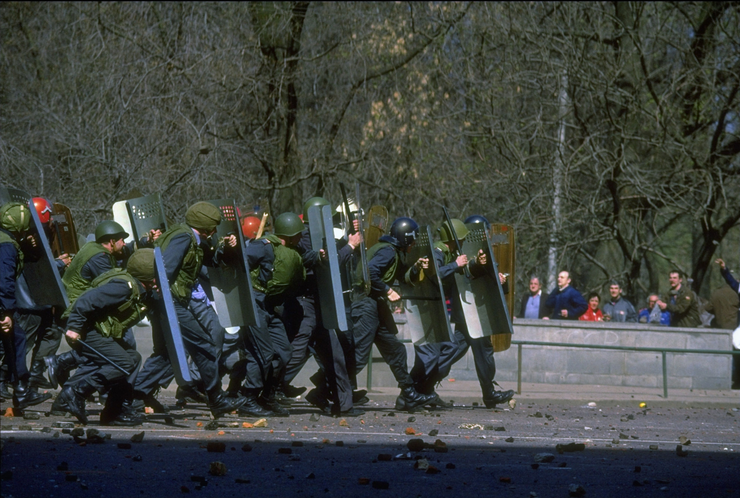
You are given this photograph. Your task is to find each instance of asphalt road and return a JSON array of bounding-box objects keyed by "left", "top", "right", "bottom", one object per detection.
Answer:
[{"left": 2, "top": 394, "right": 739, "bottom": 498}]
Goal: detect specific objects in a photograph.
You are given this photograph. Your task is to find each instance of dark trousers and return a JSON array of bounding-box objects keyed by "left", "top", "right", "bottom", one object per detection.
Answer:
[
  {"left": 17, "top": 308, "right": 63, "bottom": 363},
  {"left": 0, "top": 313, "right": 29, "bottom": 382},
  {"left": 351, "top": 296, "right": 413, "bottom": 389},
  {"left": 134, "top": 298, "right": 221, "bottom": 396},
  {"left": 240, "top": 307, "right": 291, "bottom": 392},
  {"left": 281, "top": 297, "right": 314, "bottom": 386},
  {"left": 410, "top": 339, "right": 460, "bottom": 394},
  {"left": 289, "top": 295, "right": 353, "bottom": 410},
  {"left": 446, "top": 325, "right": 497, "bottom": 394},
  {"left": 66, "top": 328, "right": 141, "bottom": 391}
]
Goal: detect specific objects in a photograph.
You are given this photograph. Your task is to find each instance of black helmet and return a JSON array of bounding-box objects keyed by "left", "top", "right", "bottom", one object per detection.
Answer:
[
  {"left": 464, "top": 214, "right": 490, "bottom": 230},
  {"left": 273, "top": 212, "right": 305, "bottom": 237},
  {"left": 389, "top": 217, "right": 419, "bottom": 248},
  {"left": 302, "top": 197, "right": 330, "bottom": 221},
  {"left": 95, "top": 220, "right": 129, "bottom": 243}
]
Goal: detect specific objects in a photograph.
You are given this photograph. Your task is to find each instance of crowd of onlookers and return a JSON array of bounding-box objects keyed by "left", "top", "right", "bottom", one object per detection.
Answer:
[
  {"left": 516, "top": 260, "right": 740, "bottom": 389},
  {"left": 517, "top": 259, "right": 739, "bottom": 331}
]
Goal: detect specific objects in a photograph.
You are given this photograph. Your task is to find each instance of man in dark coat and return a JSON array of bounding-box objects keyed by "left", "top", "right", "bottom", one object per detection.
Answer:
[{"left": 545, "top": 271, "right": 588, "bottom": 320}]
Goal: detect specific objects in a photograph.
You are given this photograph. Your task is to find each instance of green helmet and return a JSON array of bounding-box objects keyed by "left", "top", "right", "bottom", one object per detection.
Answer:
[
  {"left": 438, "top": 219, "right": 469, "bottom": 243},
  {"left": 302, "top": 197, "right": 330, "bottom": 221},
  {"left": 185, "top": 201, "right": 221, "bottom": 232},
  {"left": 273, "top": 212, "right": 304, "bottom": 237},
  {"left": 126, "top": 248, "right": 156, "bottom": 282},
  {"left": 0, "top": 202, "right": 32, "bottom": 235},
  {"left": 95, "top": 220, "right": 129, "bottom": 243}
]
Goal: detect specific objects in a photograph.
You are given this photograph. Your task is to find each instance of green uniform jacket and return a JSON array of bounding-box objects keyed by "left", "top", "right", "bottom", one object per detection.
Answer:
[{"left": 663, "top": 284, "right": 701, "bottom": 328}]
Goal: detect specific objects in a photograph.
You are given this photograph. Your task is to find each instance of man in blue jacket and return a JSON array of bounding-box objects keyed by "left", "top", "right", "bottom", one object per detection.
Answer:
[{"left": 545, "top": 271, "right": 588, "bottom": 320}]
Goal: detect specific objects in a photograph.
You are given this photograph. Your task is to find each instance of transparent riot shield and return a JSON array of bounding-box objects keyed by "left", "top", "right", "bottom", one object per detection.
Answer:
[
  {"left": 398, "top": 225, "right": 454, "bottom": 345},
  {"left": 204, "top": 199, "right": 261, "bottom": 329}
]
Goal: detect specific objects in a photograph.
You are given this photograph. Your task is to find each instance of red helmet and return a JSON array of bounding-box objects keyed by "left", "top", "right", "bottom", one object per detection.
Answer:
[
  {"left": 33, "top": 197, "right": 53, "bottom": 224},
  {"left": 241, "top": 216, "right": 261, "bottom": 240}
]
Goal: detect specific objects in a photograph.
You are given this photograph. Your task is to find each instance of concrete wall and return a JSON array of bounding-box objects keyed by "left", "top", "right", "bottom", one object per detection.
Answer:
[{"left": 404, "top": 319, "right": 733, "bottom": 391}]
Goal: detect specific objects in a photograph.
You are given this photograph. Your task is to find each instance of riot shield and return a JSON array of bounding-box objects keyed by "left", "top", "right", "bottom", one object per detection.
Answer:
[
  {"left": 50, "top": 203, "right": 80, "bottom": 257},
  {"left": 112, "top": 200, "right": 135, "bottom": 245},
  {"left": 308, "top": 204, "right": 348, "bottom": 332},
  {"left": 489, "top": 224, "right": 516, "bottom": 352},
  {"left": 154, "top": 247, "right": 192, "bottom": 385},
  {"left": 124, "top": 193, "right": 168, "bottom": 243},
  {"left": 0, "top": 187, "right": 68, "bottom": 308},
  {"left": 398, "top": 225, "right": 454, "bottom": 345},
  {"left": 457, "top": 223, "right": 514, "bottom": 340},
  {"left": 365, "top": 205, "right": 388, "bottom": 248},
  {"left": 204, "top": 199, "right": 261, "bottom": 329}
]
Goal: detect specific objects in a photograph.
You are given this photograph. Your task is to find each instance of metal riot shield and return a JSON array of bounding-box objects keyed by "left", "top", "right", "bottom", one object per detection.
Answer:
[
  {"left": 365, "top": 205, "right": 388, "bottom": 248},
  {"left": 0, "top": 187, "right": 69, "bottom": 308},
  {"left": 398, "top": 226, "right": 454, "bottom": 345},
  {"left": 457, "top": 223, "right": 514, "bottom": 339},
  {"left": 154, "top": 247, "right": 192, "bottom": 385},
  {"left": 203, "top": 199, "right": 261, "bottom": 329},
  {"left": 489, "top": 224, "right": 516, "bottom": 352},
  {"left": 308, "top": 204, "right": 348, "bottom": 332},
  {"left": 124, "top": 193, "right": 168, "bottom": 243},
  {"left": 50, "top": 203, "right": 80, "bottom": 257},
  {"left": 112, "top": 200, "right": 135, "bottom": 245}
]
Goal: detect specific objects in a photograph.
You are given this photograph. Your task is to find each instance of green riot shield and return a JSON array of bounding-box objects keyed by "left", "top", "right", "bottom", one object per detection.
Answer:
[
  {"left": 365, "top": 205, "right": 388, "bottom": 248},
  {"left": 204, "top": 199, "right": 261, "bottom": 329},
  {"left": 459, "top": 223, "right": 513, "bottom": 340},
  {"left": 0, "top": 187, "right": 68, "bottom": 308},
  {"left": 398, "top": 225, "right": 454, "bottom": 345},
  {"left": 154, "top": 247, "right": 192, "bottom": 385},
  {"left": 50, "top": 203, "right": 80, "bottom": 258},
  {"left": 124, "top": 193, "right": 168, "bottom": 243},
  {"left": 308, "top": 204, "right": 348, "bottom": 332}
]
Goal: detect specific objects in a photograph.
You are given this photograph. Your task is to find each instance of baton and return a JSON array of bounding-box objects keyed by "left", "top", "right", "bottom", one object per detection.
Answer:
[
  {"left": 351, "top": 183, "right": 371, "bottom": 289},
  {"left": 76, "top": 338, "right": 132, "bottom": 377},
  {"left": 256, "top": 212, "right": 269, "bottom": 239},
  {"left": 442, "top": 206, "right": 471, "bottom": 278}
]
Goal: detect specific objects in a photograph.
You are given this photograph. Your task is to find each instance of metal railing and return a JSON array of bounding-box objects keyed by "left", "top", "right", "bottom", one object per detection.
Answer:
[
  {"left": 364, "top": 338, "right": 739, "bottom": 399},
  {"left": 512, "top": 340, "right": 740, "bottom": 398}
]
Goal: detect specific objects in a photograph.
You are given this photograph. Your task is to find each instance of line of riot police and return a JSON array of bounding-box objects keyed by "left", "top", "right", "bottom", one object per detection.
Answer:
[{"left": 0, "top": 186, "right": 515, "bottom": 426}]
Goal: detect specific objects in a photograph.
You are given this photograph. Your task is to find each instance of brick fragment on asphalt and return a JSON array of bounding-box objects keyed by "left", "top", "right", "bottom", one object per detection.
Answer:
[
  {"left": 407, "top": 438, "right": 425, "bottom": 452},
  {"left": 556, "top": 442, "right": 585, "bottom": 453},
  {"left": 505, "top": 437, "right": 514, "bottom": 443},
  {"left": 309, "top": 413, "right": 320, "bottom": 422},
  {"left": 429, "top": 429, "right": 439, "bottom": 436},
  {"left": 131, "top": 432, "right": 145, "bottom": 442},
  {"left": 407, "top": 416, "right": 416, "bottom": 422},
  {"left": 209, "top": 461, "right": 227, "bottom": 476},
  {"left": 568, "top": 483, "right": 586, "bottom": 496},
  {"left": 70, "top": 428, "right": 84, "bottom": 437},
  {"left": 649, "top": 444, "right": 659, "bottom": 450},
  {"left": 534, "top": 453, "right": 555, "bottom": 463},
  {"left": 207, "top": 442, "right": 226, "bottom": 453},
  {"left": 23, "top": 412, "right": 40, "bottom": 420}
]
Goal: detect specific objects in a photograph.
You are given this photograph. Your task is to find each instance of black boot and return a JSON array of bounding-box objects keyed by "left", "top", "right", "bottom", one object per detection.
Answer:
[
  {"left": 0, "top": 369, "right": 12, "bottom": 400},
  {"left": 45, "top": 351, "right": 78, "bottom": 389},
  {"left": 305, "top": 388, "right": 331, "bottom": 412},
  {"left": 132, "top": 389, "right": 168, "bottom": 414},
  {"left": 101, "top": 384, "right": 143, "bottom": 426},
  {"left": 54, "top": 383, "right": 94, "bottom": 424},
  {"left": 13, "top": 379, "right": 52, "bottom": 410},
  {"left": 396, "top": 386, "right": 436, "bottom": 412},
  {"left": 29, "top": 359, "right": 54, "bottom": 390},
  {"left": 259, "top": 389, "right": 290, "bottom": 417},
  {"left": 483, "top": 389, "right": 515, "bottom": 408},
  {"left": 237, "top": 393, "right": 274, "bottom": 417},
  {"left": 208, "top": 390, "right": 247, "bottom": 419},
  {"left": 176, "top": 384, "right": 208, "bottom": 408}
]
